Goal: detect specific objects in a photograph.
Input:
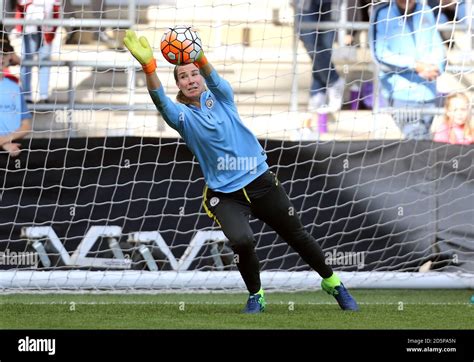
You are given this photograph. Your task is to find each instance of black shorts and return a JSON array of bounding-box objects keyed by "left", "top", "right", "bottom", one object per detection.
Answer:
[{"left": 202, "top": 170, "right": 279, "bottom": 224}]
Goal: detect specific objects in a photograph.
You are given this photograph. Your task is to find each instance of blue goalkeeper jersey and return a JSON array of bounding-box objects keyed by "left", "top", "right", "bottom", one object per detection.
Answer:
[
  {"left": 0, "top": 78, "right": 31, "bottom": 135},
  {"left": 149, "top": 69, "right": 268, "bottom": 193}
]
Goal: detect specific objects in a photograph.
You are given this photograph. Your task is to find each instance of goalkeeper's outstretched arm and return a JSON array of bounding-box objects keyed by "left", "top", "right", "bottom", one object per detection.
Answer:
[
  {"left": 123, "top": 29, "right": 213, "bottom": 90},
  {"left": 123, "top": 29, "right": 229, "bottom": 132},
  {"left": 124, "top": 29, "right": 187, "bottom": 133}
]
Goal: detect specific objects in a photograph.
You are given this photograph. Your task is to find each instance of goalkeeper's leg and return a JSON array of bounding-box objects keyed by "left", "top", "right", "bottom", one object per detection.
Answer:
[
  {"left": 249, "top": 172, "right": 359, "bottom": 311},
  {"left": 203, "top": 188, "right": 265, "bottom": 313},
  {"left": 249, "top": 172, "right": 332, "bottom": 277}
]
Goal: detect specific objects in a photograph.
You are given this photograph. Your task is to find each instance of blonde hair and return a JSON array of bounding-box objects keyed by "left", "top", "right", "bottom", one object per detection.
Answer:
[{"left": 443, "top": 92, "right": 473, "bottom": 143}]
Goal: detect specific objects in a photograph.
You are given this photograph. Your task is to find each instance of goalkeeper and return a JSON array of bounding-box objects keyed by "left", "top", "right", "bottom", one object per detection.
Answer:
[{"left": 124, "top": 30, "right": 358, "bottom": 313}]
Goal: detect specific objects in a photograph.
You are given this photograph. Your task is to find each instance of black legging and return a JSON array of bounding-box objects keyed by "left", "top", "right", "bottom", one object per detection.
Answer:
[{"left": 203, "top": 170, "right": 333, "bottom": 294}]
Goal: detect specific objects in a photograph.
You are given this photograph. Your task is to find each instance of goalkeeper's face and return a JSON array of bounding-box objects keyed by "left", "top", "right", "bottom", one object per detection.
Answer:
[{"left": 176, "top": 63, "right": 206, "bottom": 100}]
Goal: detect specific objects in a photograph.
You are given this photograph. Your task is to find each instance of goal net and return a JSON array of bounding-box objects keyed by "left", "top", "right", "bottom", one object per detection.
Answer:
[{"left": 0, "top": 0, "right": 473, "bottom": 291}]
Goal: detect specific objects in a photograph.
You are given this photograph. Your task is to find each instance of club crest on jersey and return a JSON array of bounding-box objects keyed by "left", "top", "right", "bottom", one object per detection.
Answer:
[
  {"left": 205, "top": 98, "right": 214, "bottom": 109},
  {"left": 210, "top": 197, "right": 219, "bottom": 207}
]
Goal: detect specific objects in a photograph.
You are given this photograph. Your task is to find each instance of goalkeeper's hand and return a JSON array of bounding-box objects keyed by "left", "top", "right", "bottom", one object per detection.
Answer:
[
  {"left": 193, "top": 49, "right": 208, "bottom": 69},
  {"left": 124, "top": 30, "right": 157, "bottom": 74}
]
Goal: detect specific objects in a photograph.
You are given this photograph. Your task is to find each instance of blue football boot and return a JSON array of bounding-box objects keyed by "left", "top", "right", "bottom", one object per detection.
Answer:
[
  {"left": 242, "top": 289, "right": 266, "bottom": 314},
  {"left": 321, "top": 281, "right": 359, "bottom": 311}
]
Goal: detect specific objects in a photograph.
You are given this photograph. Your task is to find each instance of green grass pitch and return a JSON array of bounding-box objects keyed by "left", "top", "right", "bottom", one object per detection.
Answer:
[{"left": 1, "top": 290, "right": 472, "bottom": 329}]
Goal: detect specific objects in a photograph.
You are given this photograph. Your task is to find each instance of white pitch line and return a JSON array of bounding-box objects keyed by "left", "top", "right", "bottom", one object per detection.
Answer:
[{"left": 0, "top": 301, "right": 470, "bottom": 306}]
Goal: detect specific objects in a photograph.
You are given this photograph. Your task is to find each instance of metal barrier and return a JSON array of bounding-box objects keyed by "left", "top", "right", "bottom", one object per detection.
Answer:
[
  {"left": 15, "top": 59, "right": 175, "bottom": 111},
  {"left": 2, "top": 0, "right": 473, "bottom": 132}
]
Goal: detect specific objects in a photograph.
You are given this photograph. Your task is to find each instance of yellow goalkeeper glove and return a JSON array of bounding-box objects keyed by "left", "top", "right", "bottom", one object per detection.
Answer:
[
  {"left": 124, "top": 29, "right": 157, "bottom": 74},
  {"left": 193, "top": 50, "right": 208, "bottom": 68}
]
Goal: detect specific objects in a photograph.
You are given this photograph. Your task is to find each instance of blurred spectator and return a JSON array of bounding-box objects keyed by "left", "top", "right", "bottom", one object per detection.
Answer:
[
  {"left": 0, "top": 22, "right": 20, "bottom": 69},
  {"left": 371, "top": 0, "right": 446, "bottom": 140},
  {"left": 293, "top": 0, "right": 345, "bottom": 112},
  {"left": 433, "top": 92, "right": 473, "bottom": 144},
  {"left": 427, "top": 0, "right": 467, "bottom": 48},
  {"left": 0, "top": 35, "right": 32, "bottom": 157},
  {"left": 427, "top": 0, "right": 467, "bottom": 24},
  {"left": 17, "top": 0, "right": 61, "bottom": 103}
]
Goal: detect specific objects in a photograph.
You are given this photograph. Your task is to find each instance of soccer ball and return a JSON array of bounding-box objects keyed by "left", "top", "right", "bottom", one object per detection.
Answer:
[{"left": 160, "top": 26, "right": 202, "bottom": 65}]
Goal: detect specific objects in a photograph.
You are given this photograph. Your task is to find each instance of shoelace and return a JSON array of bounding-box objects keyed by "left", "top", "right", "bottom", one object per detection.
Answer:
[{"left": 336, "top": 287, "right": 355, "bottom": 304}]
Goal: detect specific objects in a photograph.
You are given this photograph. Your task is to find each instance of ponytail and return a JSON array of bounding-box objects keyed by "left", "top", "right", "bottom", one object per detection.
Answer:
[{"left": 176, "top": 90, "right": 194, "bottom": 105}]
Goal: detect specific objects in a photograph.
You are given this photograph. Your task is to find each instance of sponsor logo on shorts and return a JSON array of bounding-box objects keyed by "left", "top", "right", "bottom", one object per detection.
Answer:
[{"left": 210, "top": 197, "right": 219, "bottom": 207}]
